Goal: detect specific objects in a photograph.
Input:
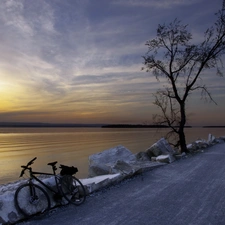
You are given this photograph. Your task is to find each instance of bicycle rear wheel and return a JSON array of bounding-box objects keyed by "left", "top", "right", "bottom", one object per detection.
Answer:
[
  {"left": 14, "top": 183, "right": 51, "bottom": 217},
  {"left": 60, "top": 175, "right": 86, "bottom": 205}
]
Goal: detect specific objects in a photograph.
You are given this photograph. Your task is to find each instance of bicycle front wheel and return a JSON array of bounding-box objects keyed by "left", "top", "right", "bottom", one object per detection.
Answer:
[
  {"left": 60, "top": 175, "right": 86, "bottom": 205},
  {"left": 14, "top": 183, "right": 51, "bottom": 217}
]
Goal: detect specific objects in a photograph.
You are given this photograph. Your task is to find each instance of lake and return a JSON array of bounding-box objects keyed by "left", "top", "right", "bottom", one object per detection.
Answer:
[{"left": 0, "top": 127, "right": 224, "bottom": 185}]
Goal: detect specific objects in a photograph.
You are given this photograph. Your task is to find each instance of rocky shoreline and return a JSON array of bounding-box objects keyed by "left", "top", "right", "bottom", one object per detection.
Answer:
[{"left": 0, "top": 133, "right": 224, "bottom": 224}]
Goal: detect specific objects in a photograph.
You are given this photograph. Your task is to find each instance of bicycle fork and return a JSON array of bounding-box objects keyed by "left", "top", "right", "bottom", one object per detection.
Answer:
[{"left": 28, "top": 182, "right": 39, "bottom": 204}]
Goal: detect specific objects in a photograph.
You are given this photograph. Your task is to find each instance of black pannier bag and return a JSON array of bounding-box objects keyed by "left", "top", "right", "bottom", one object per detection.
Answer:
[{"left": 59, "top": 164, "right": 78, "bottom": 176}]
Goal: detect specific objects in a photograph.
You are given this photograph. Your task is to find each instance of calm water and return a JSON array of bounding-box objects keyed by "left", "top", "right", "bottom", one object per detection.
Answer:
[{"left": 0, "top": 127, "right": 224, "bottom": 185}]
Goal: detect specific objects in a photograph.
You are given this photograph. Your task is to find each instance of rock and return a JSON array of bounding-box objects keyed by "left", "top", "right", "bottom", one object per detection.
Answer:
[
  {"left": 219, "top": 136, "right": 225, "bottom": 142},
  {"left": 0, "top": 216, "right": 6, "bottom": 224},
  {"left": 217, "top": 137, "right": 225, "bottom": 143},
  {"left": 208, "top": 133, "right": 216, "bottom": 144},
  {"left": 187, "top": 139, "right": 209, "bottom": 151},
  {"left": 186, "top": 143, "right": 192, "bottom": 150},
  {"left": 88, "top": 145, "right": 164, "bottom": 177},
  {"left": 88, "top": 145, "right": 137, "bottom": 177},
  {"left": 174, "top": 152, "right": 186, "bottom": 160},
  {"left": 151, "top": 157, "right": 157, "bottom": 161},
  {"left": 145, "top": 138, "right": 175, "bottom": 163},
  {"left": 187, "top": 134, "right": 225, "bottom": 151},
  {"left": 187, "top": 134, "right": 225, "bottom": 152},
  {"left": 81, "top": 174, "right": 123, "bottom": 194},
  {"left": 8, "top": 211, "right": 17, "bottom": 224},
  {"left": 146, "top": 143, "right": 162, "bottom": 157},
  {"left": 135, "top": 152, "right": 151, "bottom": 161},
  {"left": 88, "top": 164, "right": 110, "bottom": 178},
  {"left": 146, "top": 138, "right": 175, "bottom": 157},
  {"left": 156, "top": 154, "right": 175, "bottom": 163},
  {"left": 212, "top": 137, "right": 224, "bottom": 144},
  {"left": 196, "top": 140, "right": 209, "bottom": 148},
  {"left": 111, "top": 160, "right": 136, "bottom": 176}
]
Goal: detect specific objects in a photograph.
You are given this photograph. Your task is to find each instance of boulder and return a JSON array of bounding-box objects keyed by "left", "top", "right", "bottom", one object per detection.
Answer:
[
  {"left": 145, "top": 138, "right": 175, "bottom": 158},
  {"left": 187, "top": 139, "right": 209, "bottom": 151},
  {"left": 88, "top": 145, "right": 167, "bottom": 177},
  {"left": 111, "top": 160, "right": 136, "bottom": 176},
  {"left": 135, "top": 152, "right": 151, "bottom": 161},
  {"left": 88, "top": 164, "right": 110, "bottom": 178},
  {"left": 187, "top": 134, "right": 225, "bottom": 152},
  {"left": 88, "top": 145, "right": 137, "bottom": 177},
  {"left": 150, "top": 156, "right": 157, "bottom": 161},
  {"left": 195, "top": 140, "right": 209, "bottom": 149},
  {"left": 146, "top": 144, "right": 162, "bottom": 157},
  {"left": 174, "top": 152, "right": 187, "bottom": 160},
  {"left": 215, "top": 137, "right": 225, "bottom": 143},
  {"left": 81, "top": 174, "right": 123, "bottom": 194},
  {"left": 220, "top": 136, "right": 225, "bottom": 142},
  {"left": 145, "top": 138, "right": 176, "bottom": 163},
  {"left": 208, "top": 134, "right": 216, "bottom": 144},
  {"left": 207, "top": 134, "right": 225, "bottom": 145},
  {"left": 156, "top": 154, "right": 176, "bottom": 163},
  {"left": 211, "top": 137, "right": 225, "bottom": 145}
]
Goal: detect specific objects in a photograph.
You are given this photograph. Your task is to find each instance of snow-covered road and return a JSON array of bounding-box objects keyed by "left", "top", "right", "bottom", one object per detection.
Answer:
[{"left": 18, "top": 143, "right": 225, "bottom": 225}]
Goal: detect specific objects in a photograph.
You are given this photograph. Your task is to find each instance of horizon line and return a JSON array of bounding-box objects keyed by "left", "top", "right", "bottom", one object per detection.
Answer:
[{"left": 0, "top": 122, "right": 224, "bottom": 128}]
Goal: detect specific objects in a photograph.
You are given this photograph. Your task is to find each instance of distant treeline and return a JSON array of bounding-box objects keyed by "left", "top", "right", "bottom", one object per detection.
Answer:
[
  {"left": 0, "top": 122, "right": 103, "bottom": 128},
  {"left": 102, "top": 124, "right": 193, "bottom": 128},
  {"left": 202, "top": 126, "right": 225, "bottom": 128},
  {"left": 102, "top": 124, "right": 169, "bottom": 128}
]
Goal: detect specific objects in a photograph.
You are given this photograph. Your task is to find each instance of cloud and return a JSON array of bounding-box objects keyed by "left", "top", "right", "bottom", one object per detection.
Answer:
[
  {"left": 1, "top": 0, "right": 56, "bottom": 38},
  {"left": 2, "top": 0, "right": 33, "bottom": 36},
  {"left": 0, "top": 0, "right": 224, "bottom": 124},
  {"left": 112, "top": 0, "right": 201, "bottom": 8}
]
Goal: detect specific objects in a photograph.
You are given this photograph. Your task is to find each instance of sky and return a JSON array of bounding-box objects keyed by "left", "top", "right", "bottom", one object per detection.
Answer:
[{"left": 0, "top": 0, "right": 224, "bottom": 126}]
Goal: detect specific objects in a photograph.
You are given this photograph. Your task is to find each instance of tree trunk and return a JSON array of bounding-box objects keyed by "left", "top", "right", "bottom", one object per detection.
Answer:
[
  {"left": 179, "top": 102, "right": 188, "bottom": 153},
  {"left": 179, "top": 128, "right": 188, "bottom": 153}
]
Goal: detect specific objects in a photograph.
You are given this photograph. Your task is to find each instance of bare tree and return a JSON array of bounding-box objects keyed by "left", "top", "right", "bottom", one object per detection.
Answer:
[{"left": 142, "top": 5, "right": 225, "bottom": 153}]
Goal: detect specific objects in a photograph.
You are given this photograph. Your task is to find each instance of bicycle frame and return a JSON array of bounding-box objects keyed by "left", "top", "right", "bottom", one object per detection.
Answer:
[{"left": 28, "top": 170, "right": 61, "bottom": 195}]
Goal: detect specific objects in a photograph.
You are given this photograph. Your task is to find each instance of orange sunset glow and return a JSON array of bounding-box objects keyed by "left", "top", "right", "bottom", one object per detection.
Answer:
[{"left": 0, "top": 0, "right": 224, "bottom": 126}]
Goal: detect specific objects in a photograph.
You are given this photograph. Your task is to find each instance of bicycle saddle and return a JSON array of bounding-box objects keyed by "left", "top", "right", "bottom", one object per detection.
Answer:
[{"left": 47, "top": 161, "right": 58, "bottom": 166}]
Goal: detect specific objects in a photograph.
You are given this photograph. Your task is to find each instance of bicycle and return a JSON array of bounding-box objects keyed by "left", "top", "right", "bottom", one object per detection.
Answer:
[{"left": 14, "top": 157, "right": 86, "bottom": 217}]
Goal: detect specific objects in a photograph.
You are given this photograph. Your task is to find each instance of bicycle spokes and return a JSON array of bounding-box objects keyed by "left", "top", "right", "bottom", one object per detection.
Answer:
[
  {"left": 29, "top": 195, "right": 40, "bottom": 204},
  {"left": 14, "top": 184, "right": 50, "bottom": 217},
  {"left": 60, "top": 175, "right": 86, "bottom": 205}
]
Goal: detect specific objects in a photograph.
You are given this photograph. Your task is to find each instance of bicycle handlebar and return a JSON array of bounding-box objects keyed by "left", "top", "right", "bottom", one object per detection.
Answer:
[
  {"left": 19, "top": 157, "right": 37, "bottom": 177},
  {"left": 27, "top": 157, "right": 37, "bottom": 166},
  {"left": 20, "top": 168, "right": 25, "bottom": 177}
]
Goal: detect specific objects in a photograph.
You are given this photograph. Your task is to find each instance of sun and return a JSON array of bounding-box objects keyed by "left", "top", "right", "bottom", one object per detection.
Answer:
[
  {"left": 0, "top": 80, "right": 24, "bottom": 111},
  {"left": 0, "top": 81, "right": 8, "bottom": 92}
]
